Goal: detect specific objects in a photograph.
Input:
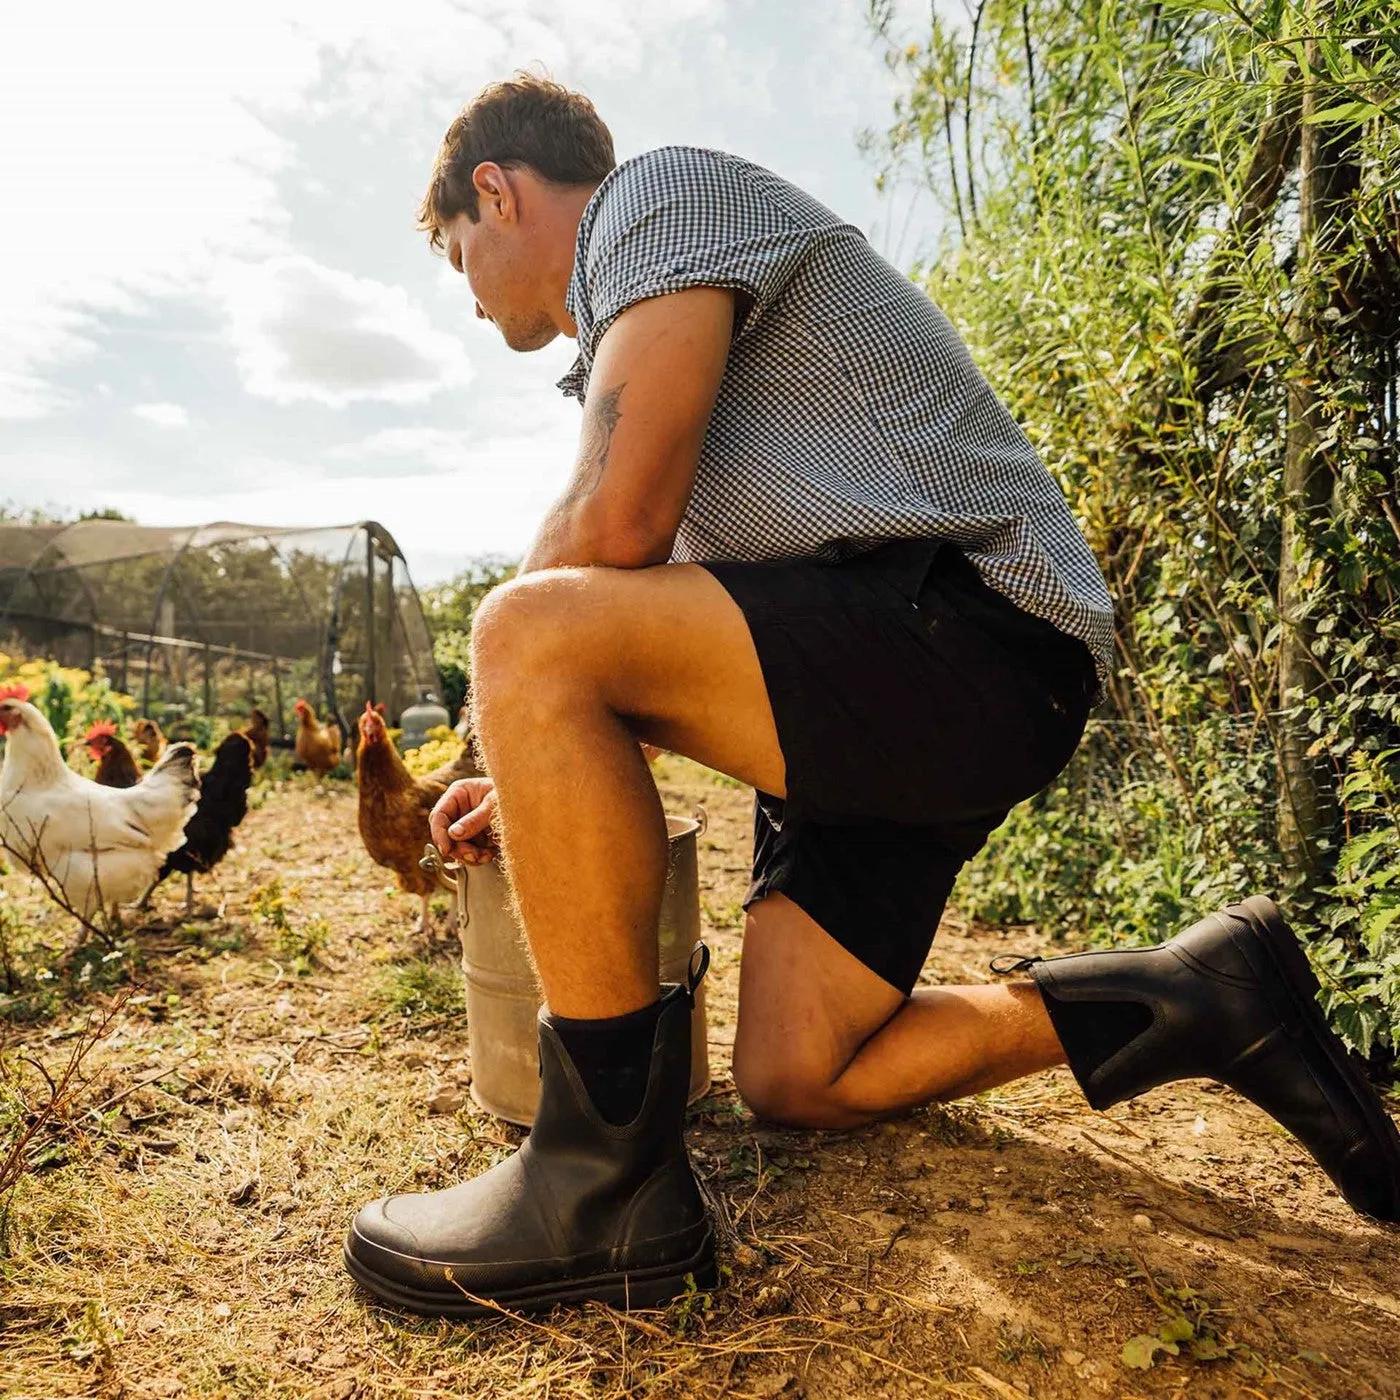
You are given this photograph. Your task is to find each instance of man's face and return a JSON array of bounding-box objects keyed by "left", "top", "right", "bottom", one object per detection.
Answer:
[{"left": 444, "top": 207, "right": 558, "bottom": 354}]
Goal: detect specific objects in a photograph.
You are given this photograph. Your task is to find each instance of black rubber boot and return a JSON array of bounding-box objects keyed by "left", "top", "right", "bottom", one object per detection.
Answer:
[
  {"left": 343, "top": 951, "right": 716, "bottom": 1316},
  {"left": 1001, "top": 895, "right": 1400, "bottom": 1221}
]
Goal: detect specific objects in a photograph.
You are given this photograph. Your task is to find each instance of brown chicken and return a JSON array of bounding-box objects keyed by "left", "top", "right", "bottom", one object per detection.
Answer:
[
  {"left": 355, "top": 702, "right": 480, "bottom": 935},
  {"left": 132, "top": 717, "right": 166, "bottom": 766},
  {"left": 293, "top": 698, "right": 342, "bottom": 777},
  {"left": 242, "top": 707, "right": 271, "bottom": 768},
  {"left": 83, "top": 721, "right": 141, "bottom": 788}
]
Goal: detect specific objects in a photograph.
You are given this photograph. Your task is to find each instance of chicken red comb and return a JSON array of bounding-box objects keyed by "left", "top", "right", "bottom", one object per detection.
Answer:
[
  {"left": 0, "top": 683, "right": 29, "bottom": 703},
  {"left": 84, "top": 720, "right": 118, "bottom": 743}
]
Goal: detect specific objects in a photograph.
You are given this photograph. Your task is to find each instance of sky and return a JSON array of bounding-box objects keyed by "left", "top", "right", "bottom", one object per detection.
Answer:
[{"left": 1, "top": 1, "right": 933, "bottom": 586}]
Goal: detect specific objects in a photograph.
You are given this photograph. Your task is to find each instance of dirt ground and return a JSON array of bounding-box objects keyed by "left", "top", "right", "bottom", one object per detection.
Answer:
[{"left": 3, "top": 757, "right": 1399, "bottom": 1400}]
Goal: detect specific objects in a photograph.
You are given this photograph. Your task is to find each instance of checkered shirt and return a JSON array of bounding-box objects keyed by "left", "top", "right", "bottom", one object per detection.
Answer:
[{"left": 559, "top": 146, "right": 1114, "bottom": 692}]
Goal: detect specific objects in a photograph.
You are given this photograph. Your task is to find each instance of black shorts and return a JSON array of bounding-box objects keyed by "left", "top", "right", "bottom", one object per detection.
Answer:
[{"left": 701, "top": 539, "right": 1096, "bottom": 995}]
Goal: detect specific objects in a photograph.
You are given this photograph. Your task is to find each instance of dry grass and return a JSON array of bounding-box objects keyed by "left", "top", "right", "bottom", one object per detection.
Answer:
[{"left": 1, "top": 758, "right": 1398, "bottom": 1399}]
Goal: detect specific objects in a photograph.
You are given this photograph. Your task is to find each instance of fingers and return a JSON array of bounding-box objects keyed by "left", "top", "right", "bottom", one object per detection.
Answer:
[{"left": 430, "top": 779, "right": 497, "bottom": 862}]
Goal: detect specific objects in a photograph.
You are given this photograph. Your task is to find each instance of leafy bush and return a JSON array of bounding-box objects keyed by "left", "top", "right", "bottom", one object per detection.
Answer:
[
  {"left": 0, "top": 653, "right": 135, "bottom": 759},
  {"left": 403, "top": 725, "right": 463, "bottom": 778},
  {"left": 871, "top": 0, "right": 1400, "bottom": 1057},
  {"left": 422, "top": 557, "right": 516, "bottom": 720}
]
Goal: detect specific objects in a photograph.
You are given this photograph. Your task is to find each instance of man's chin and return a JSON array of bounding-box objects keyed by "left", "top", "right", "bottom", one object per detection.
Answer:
[{"left": 502, "top": 321, "right": 560, "bottom": 353}]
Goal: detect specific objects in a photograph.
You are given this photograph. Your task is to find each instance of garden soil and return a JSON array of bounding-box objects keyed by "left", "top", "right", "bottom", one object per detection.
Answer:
[{"left": 2, "top": 758, "right": 1398, "bottom": 1399}]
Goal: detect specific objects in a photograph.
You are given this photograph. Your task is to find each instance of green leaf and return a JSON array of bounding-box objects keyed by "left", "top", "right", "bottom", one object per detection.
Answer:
[
  {"left": 1159, "top": 1314, "right": 1197, "bottom": 1343},
  {"left": 1304, "top": 100, "right": 1383, "bottom": 125},
  {"left": 1340, "top": 829, "right": 1391, "bottom": 871},
  {"left": 1122, "top": 1334, "right": 1178, "bottom": 1370}
]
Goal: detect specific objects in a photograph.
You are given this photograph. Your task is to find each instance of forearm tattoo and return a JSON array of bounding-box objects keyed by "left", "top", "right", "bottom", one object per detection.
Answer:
[{"left": 565, "top": 382, "right": 625, "bottom": 506}]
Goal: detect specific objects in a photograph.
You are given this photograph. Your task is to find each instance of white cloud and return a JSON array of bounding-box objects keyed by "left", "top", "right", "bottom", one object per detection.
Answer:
[
  {"left": 220, "top": 257, "right": 473, "bottom": 407},
  {"left": 132, "top": 402, "right": 190, "bottom": 429}
]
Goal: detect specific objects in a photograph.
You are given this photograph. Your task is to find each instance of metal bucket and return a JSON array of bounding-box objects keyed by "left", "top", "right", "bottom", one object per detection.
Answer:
[{"left": 422, "top": 813, "right": 710, "bottom": 1126}]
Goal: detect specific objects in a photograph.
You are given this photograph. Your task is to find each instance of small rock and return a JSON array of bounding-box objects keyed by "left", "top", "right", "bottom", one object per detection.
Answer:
[
  {"left": 749, "top": 1373, "right": 795, "bottom": 1398},
  {"left": 226, "top": 1177, "right": 258, "bottom": 1206},
  {"left": 263, "top": 1192, "right": 299, "bottom": 1216},
  {"left": 318, "top": 1347, "right": 350, "bottom": 1369},
  {"left": 137, "top": 1311, "right": 163, "bottom": 1334},
  {"left": 1062, "top": 1349, "right": 1086, "bottom": 1367},
  {"left": 731, "top": 1242, "right": 761, "bottom": 1271},
  {"left": 839, "top": 1298, "right": 862, "bottom": 1314},
  {"left": 139, "top": 1379, "right": 185, "bottom": 1398},
  {"left": 856, "top": 1209, "right": 907, "bottom": 1245},
  {"left": 753, "top": 1283, "right": 790, "bottom": 1315},
  {"left": 1131, "top": 1212, "right": 1155, "bottom": 1233},
  {"left": 967, "top": 1195, "right": 987, "bottom": 1210},
  {"left": 291, "top": 1347, "right": 315, "bottom": 1367},
  {"left": 222, "top": 1108, "right": 252, "bottom": 1130},
  {"left": 212, "top": 1302, "right": 232, "bottom": 1320},
  {"left": 427, "top": 1084, "right": 467, "bottom": 1115},
  {"left": 864, "top": 1296, "right": 882, "bottom": 1313}
]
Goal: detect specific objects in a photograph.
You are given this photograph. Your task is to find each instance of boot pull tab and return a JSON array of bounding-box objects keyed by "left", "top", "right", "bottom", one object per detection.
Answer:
[
  {"left": 686, "top": 942, "right": 710, "bottom": 1005},
  {"left": 990, "top": 952, "right": 1043, "bottom": 976}
]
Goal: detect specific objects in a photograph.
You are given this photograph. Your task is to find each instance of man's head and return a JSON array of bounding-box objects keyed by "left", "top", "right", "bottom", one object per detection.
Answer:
[{"left": 420, "top": 74, "right": 615, "bottom": 351}]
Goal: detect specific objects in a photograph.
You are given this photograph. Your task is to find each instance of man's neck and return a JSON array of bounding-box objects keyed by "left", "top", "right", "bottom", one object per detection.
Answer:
[{"left": 538, "top": 181, "right": 602, "bottom": 338}]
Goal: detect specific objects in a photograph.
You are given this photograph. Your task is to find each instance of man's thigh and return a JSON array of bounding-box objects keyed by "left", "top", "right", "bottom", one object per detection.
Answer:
[{"left": 478, "top": 561, "right": 786, "bottom": 798}]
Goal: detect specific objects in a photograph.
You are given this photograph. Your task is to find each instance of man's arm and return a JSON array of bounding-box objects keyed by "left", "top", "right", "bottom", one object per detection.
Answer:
[{"left": 520, "top": 286, "right": 734, "bottom": 574}]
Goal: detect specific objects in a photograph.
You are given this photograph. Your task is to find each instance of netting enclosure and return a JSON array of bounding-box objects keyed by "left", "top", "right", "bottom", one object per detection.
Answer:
[{"left": 0, "top": 520, "right": 441, "bottom": 743}]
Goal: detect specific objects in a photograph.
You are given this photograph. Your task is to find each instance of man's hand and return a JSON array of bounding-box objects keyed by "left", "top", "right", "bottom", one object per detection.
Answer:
[{"left": 430, "top": 778, "right": 499, "bottom": 865}]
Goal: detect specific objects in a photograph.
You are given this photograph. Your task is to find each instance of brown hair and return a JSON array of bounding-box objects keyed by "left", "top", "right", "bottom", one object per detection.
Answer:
[{"left": 419, "top": 74, "right": 616, "bottom": 248}]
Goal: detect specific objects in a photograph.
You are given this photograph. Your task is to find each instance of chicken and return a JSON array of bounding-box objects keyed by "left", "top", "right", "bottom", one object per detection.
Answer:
[
  {"left": 83, "top": 721, "right": 141, "bottom": 789},
  {"left": 293, "top": 698, "right": 342, "bottom": 777},
  {"left": 242, "top": 707, "right": 271, "bottom": 769},
  {"left": 0, "top": 685, "right": 199, "bottom": 925},
  {"left": 132, "top": 717, "right": 166, "bottom": 766},
  {"left": 146, "top": 731, "right": 256, "bottom": 915},
  {"left": 355, "top": 702, "right": 479, "bottom": 935}
]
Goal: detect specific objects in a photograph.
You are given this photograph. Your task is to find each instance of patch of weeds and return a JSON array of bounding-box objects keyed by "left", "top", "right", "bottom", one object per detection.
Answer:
[
  {"left": 196, "top": 924, "right": 249, "bottom": 958},
  {"left": 61, "top": 1299, "right": 123, "bottom": 1370},
  {"left": 722, "top": 1141, "right": 806, "bottom": 1184},
  {"left": 1121, "top": 1268, "right": 1259, "bottom": 1374},
  {"left": 1012, "top": 1257, "right": 1044, "bottom": 1277},
  {"left": 250, "top": 878, "right": 326, "bottom": 974},
  {"left": 376, "top": 959, "right": 464, "bottom": 1019},
  {"left": 276, "top": 914, "right": 330, "bottom": 976},
  {"left": 668, "top": 1270, "right": 718, "bottom": 1336},
  {"left": 918, "top": 1102, "right": 987, "bottom": 1146},
  {"left": 63, "top": 939, "right": 136, "bottom": 995},
  {"left": 701, "top": 896, "right": 745, "bottom": 930},
  {"left": 996, "top": 1321, "right": 1050, "bottom": 1365}
]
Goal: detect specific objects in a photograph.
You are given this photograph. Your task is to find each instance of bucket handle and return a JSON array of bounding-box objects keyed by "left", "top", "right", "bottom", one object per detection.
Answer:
[
  {"left": 692, "top": 805, "right": 708, "bottom": 836},
  {"left": 419, "top": 842, "right": 458, "bottom": 892}
]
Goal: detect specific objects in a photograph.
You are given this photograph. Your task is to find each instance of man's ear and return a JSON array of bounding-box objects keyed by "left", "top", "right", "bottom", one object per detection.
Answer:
[{"left": 471, "top": 161, "right": 515, "bottom": 223}]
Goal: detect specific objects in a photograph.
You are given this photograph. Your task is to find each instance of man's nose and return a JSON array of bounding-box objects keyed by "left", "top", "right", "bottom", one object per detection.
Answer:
[{"left": 475, "top": 301, "right": 488, "bottom": 320}]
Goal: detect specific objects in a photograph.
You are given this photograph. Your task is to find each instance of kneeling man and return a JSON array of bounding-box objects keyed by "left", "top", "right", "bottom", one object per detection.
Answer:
[{"left": 343, "top": 74, "right": 1400, "bottom": 1317}]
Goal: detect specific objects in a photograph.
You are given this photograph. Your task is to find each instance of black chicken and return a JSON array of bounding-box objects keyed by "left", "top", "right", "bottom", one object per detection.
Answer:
[{"left": 146, "top": 731, "right": 256, "bottom": 914}]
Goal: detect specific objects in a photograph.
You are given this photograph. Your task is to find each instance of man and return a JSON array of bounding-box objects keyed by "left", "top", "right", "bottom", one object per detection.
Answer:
[{"left": 342, "top": 75, "right": 1400, "bottom": 1318}]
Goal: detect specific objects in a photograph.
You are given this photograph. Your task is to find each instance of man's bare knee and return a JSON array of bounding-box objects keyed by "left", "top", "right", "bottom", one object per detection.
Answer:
[{"left": 732, "top": 1047, "right": 838, "bottom": 1129}]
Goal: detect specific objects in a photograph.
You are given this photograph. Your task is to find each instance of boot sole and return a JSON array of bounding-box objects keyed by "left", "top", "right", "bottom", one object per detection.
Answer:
[
  {"left": 342, "top": 1225, "right": 718, "bottom": 1319},
  {"left": 1226, "top": 894, "right": 1400, "bottom": 1219}
]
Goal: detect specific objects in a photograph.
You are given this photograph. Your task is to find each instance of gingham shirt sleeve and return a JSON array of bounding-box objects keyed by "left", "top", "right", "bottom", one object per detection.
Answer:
[{"left": 576, "top": 148, "right": 813, "bottom": 358}]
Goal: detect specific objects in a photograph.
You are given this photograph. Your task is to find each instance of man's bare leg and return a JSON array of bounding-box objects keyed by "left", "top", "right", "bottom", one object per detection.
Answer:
[
  {"left": 468, "top": 562, "right": 786, "bottom": 1018},
  {"left": 471, "top": 560, "right": 1061, "bottom": 1117},
  {"left": 732, "top": 893, "right": 1065, "bottom": 1129}
]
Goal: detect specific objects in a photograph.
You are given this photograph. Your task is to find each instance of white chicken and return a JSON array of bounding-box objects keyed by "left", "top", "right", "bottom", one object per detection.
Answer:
[{"left": 0, "top": 687, "right": 199, "bottom": 923}]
